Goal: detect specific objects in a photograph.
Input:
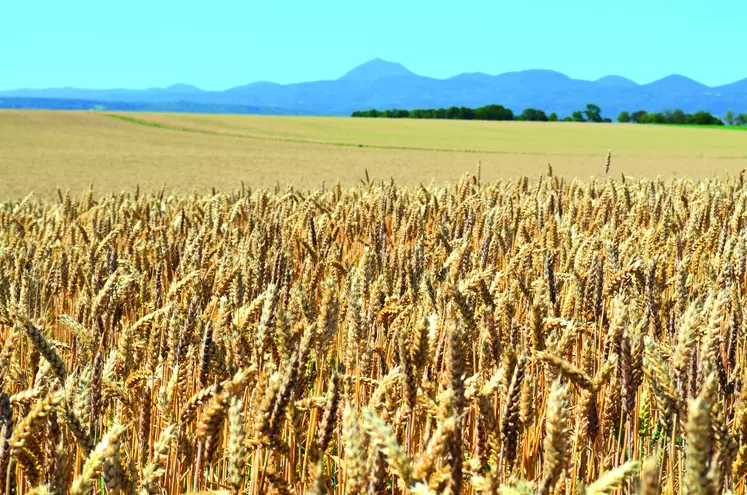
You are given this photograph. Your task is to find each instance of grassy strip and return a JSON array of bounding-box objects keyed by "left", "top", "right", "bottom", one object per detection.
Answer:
[
  {"left": 703, "top": 125, "right": 747, "bottom": 131},
  {"left": 106, "top": 114, "right": 211, "bottom": 132},
  {"left": 640, "top": 123, "right": 747, "bottom": 131}
]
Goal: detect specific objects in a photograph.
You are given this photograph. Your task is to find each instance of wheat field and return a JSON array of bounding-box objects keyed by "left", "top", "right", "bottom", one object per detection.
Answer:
[
  {"left": 2, "top": 110, "right": 747, "bottom": 199},
  {"left": 1, "top": 166, "right": 747, "bottom": 495}
]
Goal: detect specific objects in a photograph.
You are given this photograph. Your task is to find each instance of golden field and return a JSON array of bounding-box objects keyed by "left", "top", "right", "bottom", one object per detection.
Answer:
[
  {"left": 2, "top": 169, "right": 747, "bottom": 494},
  {"left": 3, "top": 108, "right": 747, "bottom": 494},
  {"left": 1, "top": 110, "right": 746, "bottom": 198}
]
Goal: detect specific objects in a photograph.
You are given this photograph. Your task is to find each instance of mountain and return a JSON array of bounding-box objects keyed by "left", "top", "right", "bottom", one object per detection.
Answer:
[
  {"left": 2, "top": 59, "right": 747, "bottom": 118},
  {"left": 493, "top": 69, "right": 577, "bottom": 88},
  {"left": 340, "top": 58, "right": 416, "bottom": 81},
  {"left": 642, "top": 74, "right": 707, "bottom": 93},
  {"left": 0, "top": 85, "right": 208, "bottom": 103},
  {"left": 0, "top": 97, "right": 311, "bottom": 115},
  {"left": 716, "top": 78, "right": 747, "bottom": 94},
  {"left": 159, "top": 83, "right": 203, "bottom": 93},
  {"left": 595, "top": 75, "right": 638, "bottom": 88}
]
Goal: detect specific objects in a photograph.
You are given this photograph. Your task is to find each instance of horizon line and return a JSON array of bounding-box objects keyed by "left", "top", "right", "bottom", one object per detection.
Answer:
[{"left": 1, "top": 58, "right": 745, "bottom": 92}]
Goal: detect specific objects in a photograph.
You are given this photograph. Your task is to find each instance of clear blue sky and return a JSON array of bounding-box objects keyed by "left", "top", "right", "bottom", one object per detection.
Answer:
[{"left": 2, "top": 0, "right": 744, "bottom": 90}]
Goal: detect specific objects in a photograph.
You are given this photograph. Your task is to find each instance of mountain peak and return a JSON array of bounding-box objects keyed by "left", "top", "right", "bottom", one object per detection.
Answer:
[
  {"left": 340, "top": 58, "right": 415, "bottom": 81},
  {"left": 595, "top": 75, "right": 638, "bottom": 87},
  {"left": 644, "top": 74, "right": 706, "bottom": 91},
  {"left": 165, "top": 83, "right": 202, "bottom": 92}
]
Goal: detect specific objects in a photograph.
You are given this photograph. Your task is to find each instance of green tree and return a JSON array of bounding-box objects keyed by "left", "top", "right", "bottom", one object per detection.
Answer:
[
  {"left": 686, "top": 111, "right": 722, "bottom": 126},
  {"left": 572, "top": 111, "right": 586, "bottom": 122},
  {"left": 518, "top": 108, "right": 549, "bottom": 121},
  {"left": 460, "top": 107, "right": 475, "bottom": 120},
  {"left": 670, "top": 109, "right": 687, "bottom": 125},
  {"left": 475, "top": 104, "right": 514, "bottom": 121},
  {"left": 445, "top": 106, "right": 459, "bottom": 119},
  {"left": 724, "top": 110, "right": 736, "bottom": 125},
  {"left": 630, "top": 110, "right": 647, "bottom": 123},
  {"left": 640, "top": 112, "right": 667, "bottom": 124},
  {"left": 617, "top": 111, "right": 631, "bottom": 123},
  {"left": 584, "top": 104, "right": 603, "bottom": 122},
  {"left": 548, "top": 112, "right": 558, "bottom": 122},
  {"left": 736, "top": 113, "right": 747, "bottom": 126}
]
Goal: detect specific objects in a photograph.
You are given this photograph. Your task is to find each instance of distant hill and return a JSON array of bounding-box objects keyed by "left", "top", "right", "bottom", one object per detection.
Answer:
[
  {"left": 2, "top": 59, "right": 746, "bottom": 118},
  {"left": 341, "top": 58, "right": 415, "bottom": 81},
  {"left": 0, "top": 97, "right": 310, "bottom": 115},
  {"left": 160, "top": 83, "right": 203, "bottom": 93},
  {"left": 595, "top": 76, "right": 638, "bottom": 88},
  {"left": 719, "top": 78, "right": 747, "bottom": 94},
  {"left": 642, "top": 75, "right": 708, "bottom": 93}
]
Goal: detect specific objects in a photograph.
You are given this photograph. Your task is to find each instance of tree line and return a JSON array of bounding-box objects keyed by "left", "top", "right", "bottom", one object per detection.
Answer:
[
  {"left": 616, "top": 109, "right": 730, "bottom": 126},
  {"left": 353, "top": 104, "right": 747, "bottom": 126},
  {"left": 351, "top": 103, "right": 610, "bottom": 122}
]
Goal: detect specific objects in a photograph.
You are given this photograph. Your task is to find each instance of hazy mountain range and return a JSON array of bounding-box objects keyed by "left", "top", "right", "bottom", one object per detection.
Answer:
[{"left": 3, "top": 58, "right": 747, "bottom": 118}]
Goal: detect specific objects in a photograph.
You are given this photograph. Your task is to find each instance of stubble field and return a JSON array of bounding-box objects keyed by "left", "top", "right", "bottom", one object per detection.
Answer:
[{"left": 1, "top": 110, "right": 746, "bottom": 198}]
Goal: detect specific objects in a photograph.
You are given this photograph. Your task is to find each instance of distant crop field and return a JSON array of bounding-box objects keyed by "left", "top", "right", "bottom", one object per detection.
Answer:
[{"left": 1, "top": 110, "right": 746, "bottom": 198}]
